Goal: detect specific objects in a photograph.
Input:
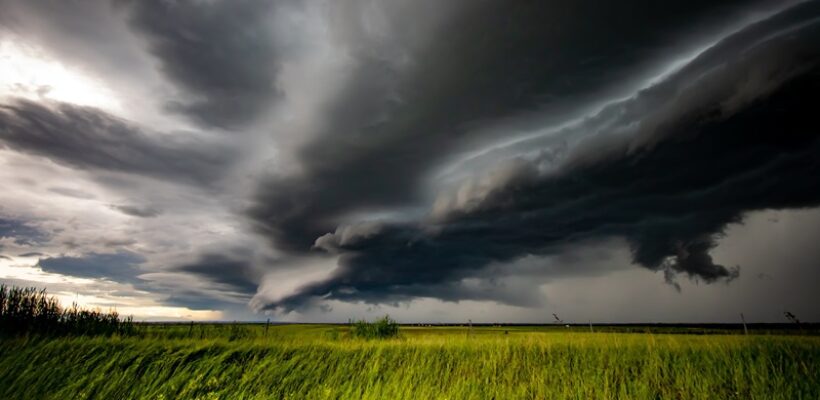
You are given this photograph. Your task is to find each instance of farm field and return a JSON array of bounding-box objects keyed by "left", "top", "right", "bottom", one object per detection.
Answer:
[{"left": 1, "top": 324, "right": 818, "bottom": 400}]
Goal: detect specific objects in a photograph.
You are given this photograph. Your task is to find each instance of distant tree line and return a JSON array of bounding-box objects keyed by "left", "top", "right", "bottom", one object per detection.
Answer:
[{"left": 0, "top": 285, "right": 134, "bottom": 337}]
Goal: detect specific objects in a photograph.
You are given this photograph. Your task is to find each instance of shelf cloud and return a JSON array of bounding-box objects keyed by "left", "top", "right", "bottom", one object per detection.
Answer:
[{"left": 1, "top": 0, "right": 818, "bottom": 321}]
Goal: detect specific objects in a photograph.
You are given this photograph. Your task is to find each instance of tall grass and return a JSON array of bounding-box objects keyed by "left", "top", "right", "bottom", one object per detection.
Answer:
[
  {"left": 0, "top": 285, "right": 134, "bottom": 337},
  {"left": 0, "top": 328, "right": 817, "bottom": 399}
]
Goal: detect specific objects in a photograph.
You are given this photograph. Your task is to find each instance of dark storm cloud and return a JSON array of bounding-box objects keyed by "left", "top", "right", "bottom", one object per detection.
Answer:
[
  {"left": 0, "top": 99, "right": 235, "bottom": 185},
  {"left": 0, "top": 217, "right": 48, "bottom": 246},
  {"left": 173, "top": 254, "right": 260, "bottom": 295},
  {"left": 38, "top": 251, "right": 146, "bottom": 283},
  {"left": 248, "top": 0, "right": 782, "bottom": 252},
  {"left": 1, "top": 0, "right": 816, "bottom": 321},
  {"left": 447, "top": 0, "right": 820, "bottom": 178},
  {"left": 263, "top": 2, "right": 820, "bottom": 311},
  {"left": 35, "top": 250, "right": 247, "bottom": 312},
  {"left": 109, "top": 204, "right": 161, "bottom": 218},
  {"left": 161, "top": 291, "right": 238, "bottom": 311},
  {"left": 119, "top": 0, "right": 285, "bottom": 129},
  {"left": 130, "top": 253, "right": 262, "bottom": 311}
]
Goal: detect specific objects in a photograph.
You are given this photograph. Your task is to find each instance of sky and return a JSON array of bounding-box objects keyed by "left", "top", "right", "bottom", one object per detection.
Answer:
[{"left": 0, "top": 0, "right": 819, "bottom": 323}]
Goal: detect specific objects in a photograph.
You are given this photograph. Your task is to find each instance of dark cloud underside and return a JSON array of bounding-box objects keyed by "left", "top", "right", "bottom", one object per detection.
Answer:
[
  {"left": 120, "top": 0, "right": 283, "bottom": 129},
  {"left": 38, "top": 251, "right": 145, "bottom": 283},
  {"left": 248, "top": 0, "right": 780, "bottom": 252},
  {"left": 264, "top": 3, "right": 820, "bottom": 311},
  {"left": 0, "top": 99, "right": 234, "bottom": 185},
  {"left": 271, "top": 70, "right": 820, "bottom": 310},
  {"left": 0, "top": 217, "right": 47, "bottom": 247},
  {"left": 174, "top": 254, "right": 260, "bottom": 295}
]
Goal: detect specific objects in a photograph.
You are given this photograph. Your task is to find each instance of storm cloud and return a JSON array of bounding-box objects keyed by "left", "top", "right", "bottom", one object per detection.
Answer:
[
  {"left": 0, "top": 99, "right": 235, "bottom": 185},
  {"left": 247, "top": 0, "right": 787, "bottom": 252},
  {"left": 174, "top": 254, "right": 261, "bottom": 295},
  {"left": 1, "top": 0, "right": 819, "bottom": 321},
  {"left": 120, "top": 0, "right": 285, "bottom": 129},
  {"left": 263, "top": 1, "right": 820, "bottom": 311},
  {"left": 0, "top": 217, "right": 47, "bottom": 247},
  {"left": 38, "top": 251, "right": 146, "bottom": 283}
]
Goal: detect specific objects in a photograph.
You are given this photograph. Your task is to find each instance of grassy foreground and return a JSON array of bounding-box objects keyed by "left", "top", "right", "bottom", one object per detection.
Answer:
[{"left": 0, "top": 325, "right": 818, "bottom": 399}]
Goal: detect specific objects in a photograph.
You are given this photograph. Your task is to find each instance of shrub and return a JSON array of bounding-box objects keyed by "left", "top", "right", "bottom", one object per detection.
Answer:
[{"left": 351, "top": 315, "right": 399, "bottom": 339}]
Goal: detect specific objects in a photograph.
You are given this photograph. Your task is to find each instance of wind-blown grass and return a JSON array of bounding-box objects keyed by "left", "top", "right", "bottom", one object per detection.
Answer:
[
  {"left": 0, "top": 325, "right": 817, "bottom": 399},
  {"left": 0, "top": 285, "right": 134, "bottom": 337}
]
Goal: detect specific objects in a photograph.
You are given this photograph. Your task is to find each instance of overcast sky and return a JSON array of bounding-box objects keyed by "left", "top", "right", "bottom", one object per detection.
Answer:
[{"left": 1, "top": 0, "right": 819, "bottom": 322}]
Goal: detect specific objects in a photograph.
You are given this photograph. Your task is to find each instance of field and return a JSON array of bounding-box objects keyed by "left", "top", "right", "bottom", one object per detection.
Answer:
[{"left": 1, "top": 324, "right": 818, "bottom": 399}]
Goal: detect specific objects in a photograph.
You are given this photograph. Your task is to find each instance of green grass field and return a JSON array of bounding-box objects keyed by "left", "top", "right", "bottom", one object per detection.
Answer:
[{"left": 1, "top": 324, "right": 818, "bottom": 399}]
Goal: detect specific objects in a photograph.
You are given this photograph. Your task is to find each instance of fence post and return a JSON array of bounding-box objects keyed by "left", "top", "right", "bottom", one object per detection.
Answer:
[{"left": 740, "top": 313, "right": 748, "bottom": 335}]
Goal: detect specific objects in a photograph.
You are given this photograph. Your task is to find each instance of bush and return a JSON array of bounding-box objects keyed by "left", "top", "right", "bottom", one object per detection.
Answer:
[
  {"left": 0, "top": 284, "right": 134, "bottom": 337},
  {"left": 351, "top": 315, "right": 399, "bottom": 339}
]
